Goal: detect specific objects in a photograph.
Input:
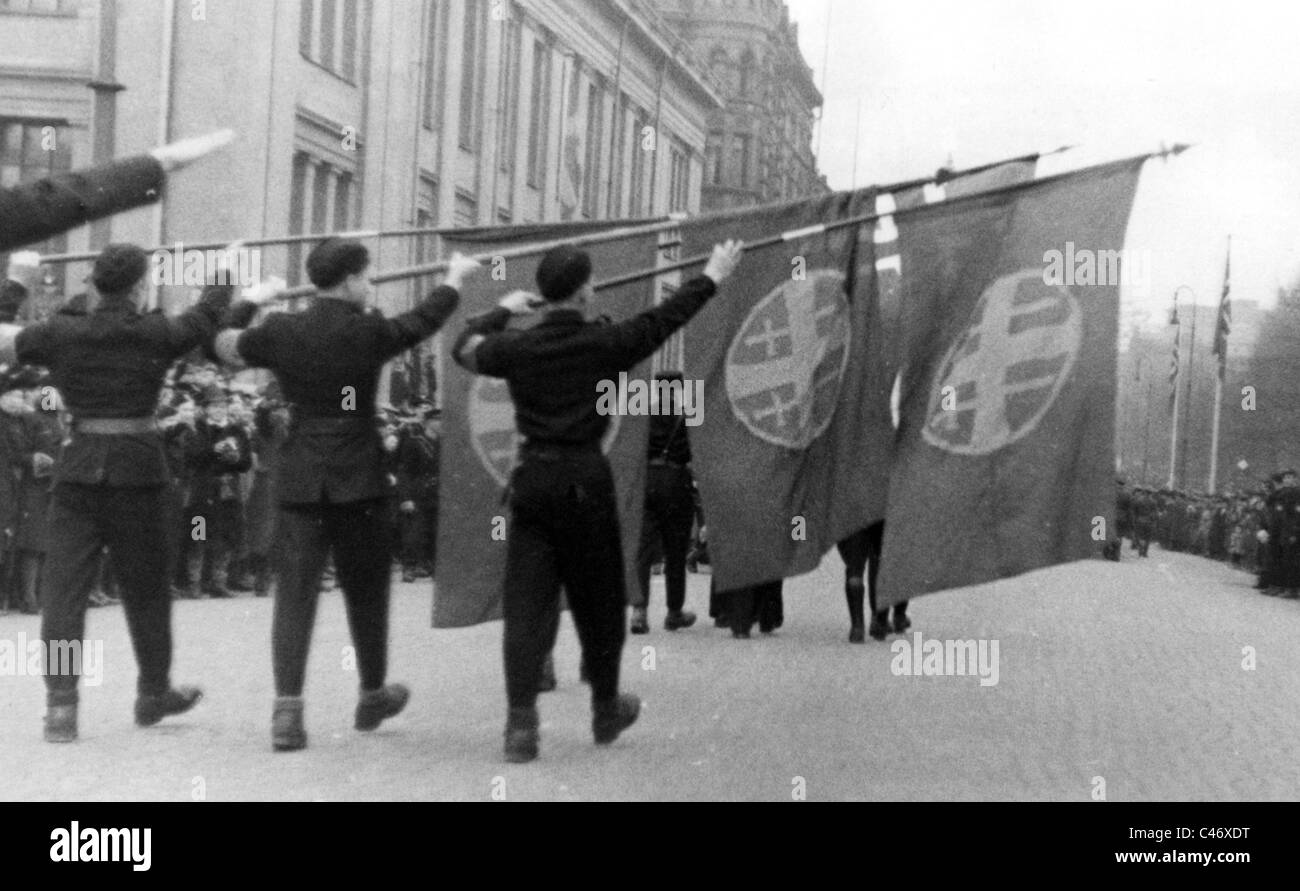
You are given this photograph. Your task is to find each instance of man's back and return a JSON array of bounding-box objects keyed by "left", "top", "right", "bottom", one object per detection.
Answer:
[{"left": 235, "top": 288, "right": 459, "bottom": 504}]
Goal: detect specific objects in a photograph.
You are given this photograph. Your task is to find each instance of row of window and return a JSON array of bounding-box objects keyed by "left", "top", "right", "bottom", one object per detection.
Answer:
[
  {"left": 299, "top": 0, "right": 366, "bottom": 84},
  {"left": 0, "top": 0, "right": 79, "bottom": 15}
]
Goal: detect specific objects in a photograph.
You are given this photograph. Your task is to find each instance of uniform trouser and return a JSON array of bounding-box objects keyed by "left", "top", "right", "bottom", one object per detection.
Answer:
[
  {"left": 40, "top": 484, "right": 174, "bottom": 707},
  {"left": 272, "top": 499, "right": 392, "bottom": 697},
  {"left": 503, "top": 449, "right": 625, "bottom": 710},
  {"left": 634, "top": 464, "right": 694, "bottom": 612}
]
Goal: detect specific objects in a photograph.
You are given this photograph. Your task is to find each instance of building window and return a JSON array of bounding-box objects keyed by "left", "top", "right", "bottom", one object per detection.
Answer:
[
  {"left": 454, "top": 191, "right": 477, "bottom": 226},
  {"left": 423, "top": 1, "right": 447, "bottom": 131},
  {"left": 0, "top": 119, "right": 73, "bottom": 293},
  {"left": 287, "top": 153, "right": 310, "bottom": 286},
  {"left": 333, "top": 172, "right": 353, "bottom": 232},
  {"left": 287, "top": 149, "right": 358, "bottom": 286},
  {"left": 705, "top": 133, "right": 723, "bottom": 186},
  {"left": 738, "top": 49, "right": 755, "bottom": 98},
  {"left": 526, "top": 39, "right": 550, "bottom": 189},
  {"left": 731, "top": 134, "right": 751, "bottom": 189},
  {"left": 628, "top": 113, "right": 646, "bottom": 217},
  {"left": 299, "top": 0, "right": 365, "bottom": 83},
  {"left": 0, "top": 0, "right": 79, "bottom": 14},
  {"left": 668, "top": 139, "right": 690, "bottom": 213},
  {"left": 582, "top": 83, "right": 604, "bottom": 218},
  {"left": 459, "top": 0, "right": 486, "bottom": 151},
  {"left": 498, "top": 19, "right": 521, "bottom": 175}
]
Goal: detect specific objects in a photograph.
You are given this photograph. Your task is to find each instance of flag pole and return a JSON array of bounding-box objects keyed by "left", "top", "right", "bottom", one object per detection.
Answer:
[
  {"left": 594, "top": 146, "right": 1189, "bottom": 292},
  {"left": 267, "top": 145, "right": 1188, "bottom": 301},
  {"left": 274, "top": 216, "right": 689, "bottom": 300},
  {"left": 1179, "top": 288, "right": 1199, "bottom": 489},
  {"left": 1168, "top": 290, "right": 1183, "bottom": 489},
  {"left": 1208, "top": 234, "right": 1231, "bottom": 493},
  {"left": 1209, "top": 364, "right": 1224, "bottom": 493}
]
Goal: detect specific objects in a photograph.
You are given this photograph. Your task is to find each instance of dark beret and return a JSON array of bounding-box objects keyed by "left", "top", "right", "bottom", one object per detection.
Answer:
[
  {"left": 306, "top": 238, "right": 370, "bottom": 290},
  {"left": 535, "top": 245, "right": 592, "bottom": 303},
  {"left": 92, "top": 243, "right": 149, "bottom": 297}
]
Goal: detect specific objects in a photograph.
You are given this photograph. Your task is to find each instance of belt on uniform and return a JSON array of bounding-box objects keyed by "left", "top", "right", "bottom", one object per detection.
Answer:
[
  {"left": 74, "top": 417, "right": 159, "bottom": 435},
  {"left": 519, "top": 439, "right": 602, "bottom": 459},
  {"left": 648, "top": 457, "right": 687, "bottom": 469}
]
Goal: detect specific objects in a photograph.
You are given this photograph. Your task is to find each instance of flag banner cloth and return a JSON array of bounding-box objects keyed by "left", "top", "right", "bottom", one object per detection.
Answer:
[
  {"left": 678, "top": 189, "right": 887, "bottom": 592},
  {"left": 875, "top": 159, "right": 1040, "bottom": 466},
  {"left": 433, "top": 221, "right": 658, "bottom": 628},
  {"left": 876, "top": 157, "right": 1145, "bottom": 609},
  {"left": 1213, "top": 241, "right": 1231, "bottom": 380}
]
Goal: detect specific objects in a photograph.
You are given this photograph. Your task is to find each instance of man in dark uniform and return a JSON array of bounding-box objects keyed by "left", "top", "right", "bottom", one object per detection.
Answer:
[
  {"left": 631, "top": 371, "right": 697, "bottom": 635},
  {"left": 0, "top": 244, "right": 228, "bottom": 742},
  {"left": 1263, "top": 470, "right": 1300, "bottom": 598},
  {"left": 453, "top": 238, "right": 744, "bottom": 763},
  {"left": 212, "top": 238, "right": 476, "bottom": 751}
]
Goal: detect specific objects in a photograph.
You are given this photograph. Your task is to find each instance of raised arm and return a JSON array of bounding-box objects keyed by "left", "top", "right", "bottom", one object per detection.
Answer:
[
  {"left": 372, "top": 253, "right": 479, "bottom": 360},
  {"left": 602, "top": 240, "right": 743, "bottom": 370},
  {"left": 0, "top": 130, "right": 232, "bottom": 252},
  {"left": 452, "top": 289, "right": 544, "bottom": 376}
]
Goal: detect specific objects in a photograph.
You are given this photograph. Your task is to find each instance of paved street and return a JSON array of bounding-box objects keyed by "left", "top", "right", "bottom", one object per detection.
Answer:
[{"left": 2, "top": 546, "right": 1298, "bottom": 801}]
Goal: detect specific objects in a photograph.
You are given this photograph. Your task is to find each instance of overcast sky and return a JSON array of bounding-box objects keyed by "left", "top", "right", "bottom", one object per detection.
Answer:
[{"left": 785, "top": 0, "right": 1300, "bottom": 325}]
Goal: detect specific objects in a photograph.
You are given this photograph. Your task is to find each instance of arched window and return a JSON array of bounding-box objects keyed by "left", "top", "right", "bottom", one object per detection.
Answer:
[{"left": 738, "top": 49, "right": 755, "bottom": 98}]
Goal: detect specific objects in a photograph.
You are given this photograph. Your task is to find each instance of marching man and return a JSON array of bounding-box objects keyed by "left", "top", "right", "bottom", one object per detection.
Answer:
[
  {"left": 211, "top": 238, "right": 478, "bottom": 751},
  {"left": 453, "top": 239, "right": 744, "bottom": 763}
]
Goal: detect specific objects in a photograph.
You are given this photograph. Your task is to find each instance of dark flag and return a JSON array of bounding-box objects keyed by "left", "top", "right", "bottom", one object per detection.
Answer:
[
  {"left": 876, "top": 157, "right": 1145, "bottom": 609},
  {"left": 875, "top": 158, "right": 1040, "bottom": 444},
  {"left": 1212, "top": 237, "right": 1231, "bottom": 380},
  {"left": 432, "top": 222, "right": 658, "bottom": 628},
  {"left": 678, "top": 190, "right": 884, "bottom": 591}
]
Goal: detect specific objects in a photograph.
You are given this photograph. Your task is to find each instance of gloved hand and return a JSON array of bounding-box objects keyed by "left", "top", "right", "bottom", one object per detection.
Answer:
[{"left": 703, "top": 239, "right": 744, "bottom": 286}]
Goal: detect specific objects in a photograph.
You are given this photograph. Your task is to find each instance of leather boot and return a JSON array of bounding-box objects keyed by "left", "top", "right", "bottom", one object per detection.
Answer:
[
  {"left": 629, "top": 606, "right": 649, "bottom": 634},
  {"left": 44, "top": 703, "right": 77, "bottom": 743},
  {"left": 355, "top": 683, "right": 410, "bottom": 731},
  {"left": 135, "top": 686, "right": 203, "bottom": 726},
  {"left": 504, "top": 706, "right": 539, "bottom": 763},
  {"left": 592, "top": 693, "right": 641, "bottom": 745},
  {"left": 272, "top": 696, "right": 307, "bottom": 751},
  {"left": 846, "top": 577, "right": 866, "bottom": 643}
]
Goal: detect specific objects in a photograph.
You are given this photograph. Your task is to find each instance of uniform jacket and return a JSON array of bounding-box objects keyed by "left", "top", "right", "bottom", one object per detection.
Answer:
[
  {"left": 233, "top": 287, "right": 459, "bottom": 505},
  {"left": 13, "top": 289, "right": 229, "bottom": 487},
  {"left": 454, "top": 275, "right": 717, "bottom": 447}
]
